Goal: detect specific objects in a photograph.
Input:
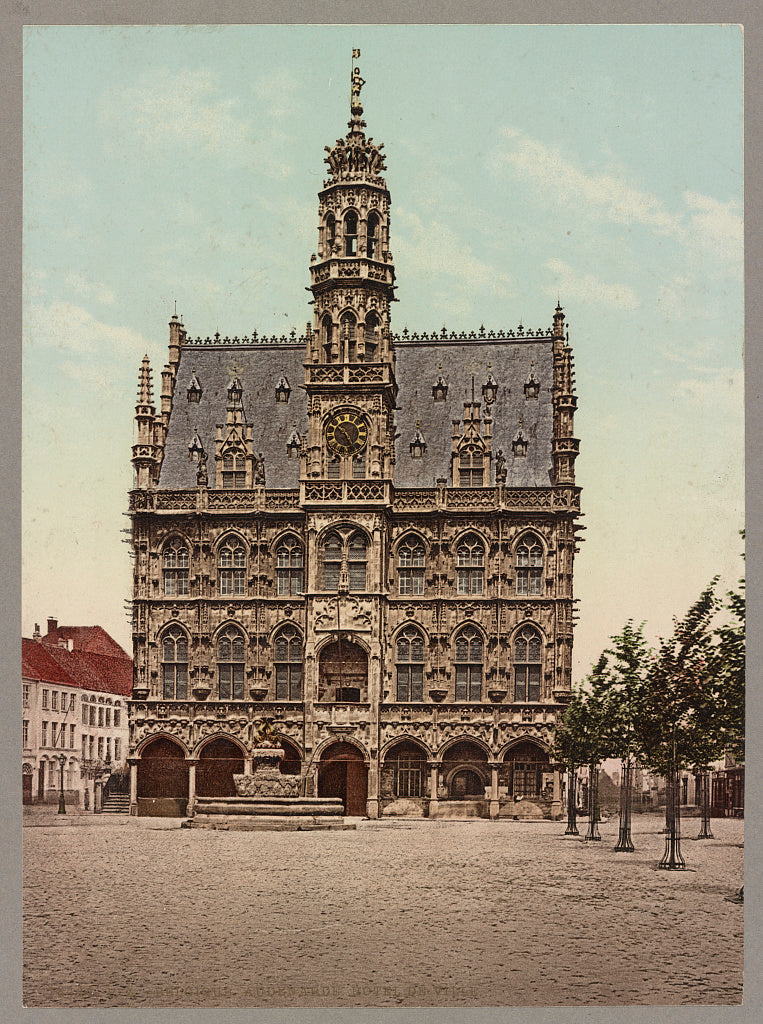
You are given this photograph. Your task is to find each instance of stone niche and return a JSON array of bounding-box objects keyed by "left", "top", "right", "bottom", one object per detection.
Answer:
[{"left": 234, "top": 746, "right": 301, "bottom": 798}]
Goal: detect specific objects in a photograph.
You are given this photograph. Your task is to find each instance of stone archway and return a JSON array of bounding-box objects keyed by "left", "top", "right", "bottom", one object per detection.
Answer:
[
  {"left": 196, "top": 737, "right": 245, "bottom": 798},
  {"left": 279, "top": 738, "right": 302, "bottom": 776},
  {"left": 441, "top": 740, "right": 488, "bottom": 801},
  {"left": 317, "top": 741, "right": 368, "bottom": 816},
  {"left": 503, "top": 740, "right": 551, "bottom": 799},
  {"left": 318, "top": 640, "right": 368, "bottom": 702},
  {"left": 136, "top": 736, "right": 189, "bottom": 816}
]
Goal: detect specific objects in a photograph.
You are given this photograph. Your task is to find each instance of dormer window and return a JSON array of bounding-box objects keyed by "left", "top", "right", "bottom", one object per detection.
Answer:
[
  {"left": 432, "top": 374, "right": 448, "bottom": 401},
  {"left": 186, "top": 371, "right": 203, "bottom": 403},
  {"left": 286, "top": 427, "right": 301, "bottom": 458},
  {"left": 482, "top": 370, "right": 498, "bottom": 405},
  {"left": 188, "top": 429, "right": 204, "bottom": 460},
  {"left": 410, "top": 423, "right": 427, "bottom": 458},
  {"left": 512, "top": 431, "right": 528, "bottom": 458},
  {"left": 227, "top": 376, "right": 243, "bottom": 406},
  {"left": 275, "top": 375, "right": 291, "bottom": 403},
  {"left": 524, "top": 366, "right": 540, "bottom": 400}
]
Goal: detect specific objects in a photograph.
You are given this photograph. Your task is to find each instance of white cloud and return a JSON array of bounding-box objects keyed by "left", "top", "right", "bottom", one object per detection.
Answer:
[
  {"left": 492, "top": 128, "right": 682, "bottom": 237},
  {"left": 684, "top": 191, "right": 743, "bottom": 266},
  {"left": 545, "top": 258, "right": 639, "bottom": 310},
  {"left": 64, "top": 272, "right": 116, "bottom": 306},
  {"left": 24, "top": 301, "right": 150, "bottom": 356}
]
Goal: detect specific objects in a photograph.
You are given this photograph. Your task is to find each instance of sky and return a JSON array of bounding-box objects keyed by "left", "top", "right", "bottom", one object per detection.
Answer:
[{"left": 22, "top": 24, "right": 744, "bottom": 677}]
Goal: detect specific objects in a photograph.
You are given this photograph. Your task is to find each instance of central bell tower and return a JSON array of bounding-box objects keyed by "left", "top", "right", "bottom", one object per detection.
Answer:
[{"left": 302, "top": 55, "right": 397, "bottom": 494}]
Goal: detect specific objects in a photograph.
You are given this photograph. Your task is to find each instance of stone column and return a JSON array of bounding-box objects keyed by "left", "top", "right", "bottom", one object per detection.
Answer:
[
  {"left": 366, "top": 759, "right": 379, "bottom": 820},
  {"left": 128, "top": 758, "right": 138, "bottom": 816},
  {"left": 551, "top": 766, "right": 563, "bottom": 820},
  {"left": 489, "top": 762, "right": 500, "bottom": 820},
  {"left": 186, "top": 759, "right": 199, "bottom": 817},
  {"left": 428, "top": 762, "right": 439, "bottom": 817},
  {"left": 94, "top": 779, "right": 103, "bottom": 813}
]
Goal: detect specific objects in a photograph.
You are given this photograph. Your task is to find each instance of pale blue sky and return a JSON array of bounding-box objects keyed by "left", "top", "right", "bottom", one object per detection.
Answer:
[{"left": 23, "top": 24, "right": 744, "bottom": 673}]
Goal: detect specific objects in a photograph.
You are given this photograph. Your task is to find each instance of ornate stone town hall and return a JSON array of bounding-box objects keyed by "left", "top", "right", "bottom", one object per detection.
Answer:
[{"left": 126, "top": 61, "right": 582, "bottom": 820}]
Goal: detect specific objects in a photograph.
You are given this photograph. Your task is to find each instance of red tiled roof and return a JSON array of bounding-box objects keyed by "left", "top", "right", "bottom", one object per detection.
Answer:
[
  {"left": 43, "top": 625, "right": 130, "bottom": 660},
  {"left": 22, "top": 631, "right": 132, "bottom": 696}
]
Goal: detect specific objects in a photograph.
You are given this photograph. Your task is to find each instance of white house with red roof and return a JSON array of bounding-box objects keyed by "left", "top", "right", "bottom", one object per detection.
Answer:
[{"left": 22, "top": 617, "right": 132, "bottom": 809}]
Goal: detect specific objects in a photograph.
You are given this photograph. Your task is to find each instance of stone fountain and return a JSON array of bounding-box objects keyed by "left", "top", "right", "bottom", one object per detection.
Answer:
[{"left": 184, "top": 719, "right": 350, "bottom": 831}]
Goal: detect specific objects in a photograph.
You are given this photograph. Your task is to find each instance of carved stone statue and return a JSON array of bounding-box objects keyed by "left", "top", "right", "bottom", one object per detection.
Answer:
[
  {"left": 495, "top": 449, "right": 507, "bottom": 484},
  {"left": 196, "top": 450, "right": 208, "bottom": 487},
  {"left": 351, "top": 66, "right": 365, "bottom": 109},
  {"left": 254, "top": 453, "right": 265, "bottom": 486}
]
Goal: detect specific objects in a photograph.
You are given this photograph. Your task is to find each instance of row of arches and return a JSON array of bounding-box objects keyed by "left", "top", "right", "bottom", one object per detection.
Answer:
[
  {"left": 321, "top": 309, "right": 382, "bottom": 363},
  {"left": 159, "top": 622, "right": 545, "bottom": 704},
  {"left": 321, "top": 209, "right": 383, "bottom": 259},
  {"left": 161, "top": 529, "right": 547, "bottom": 599},
  {"left": 135, "top": 734, "right": 552, "bottom": 816}
]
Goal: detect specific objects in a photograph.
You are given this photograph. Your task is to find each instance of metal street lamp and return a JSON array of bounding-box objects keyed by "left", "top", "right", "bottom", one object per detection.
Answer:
[{"left": 57, "top": 753, "right": 66, "bottom": 815}]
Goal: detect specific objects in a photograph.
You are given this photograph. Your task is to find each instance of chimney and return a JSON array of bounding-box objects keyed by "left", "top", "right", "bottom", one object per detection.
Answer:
[
  {"left": 47, "top": 617, "right": 58, "bottom": 635},
  {"left": 32, "top": 623, "right": 41, "bottom": 639}
]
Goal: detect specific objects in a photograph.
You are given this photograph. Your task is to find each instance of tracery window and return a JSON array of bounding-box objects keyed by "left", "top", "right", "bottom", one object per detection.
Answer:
[
  {"left": 327, "top": 453, "right": 341, "bottom": 479},
  {"left": 398, "top": 537, "right": 425, "bottom": 595},
  {"left": 515, "top": 534, "right": 543, "bottom": 596},
  {"left": 352, "top": 453, "right": 366, "bottom": 479},
  {"left": 456, "top": 534, "right": 484, "bottom": 595},
  {"left": 344, "top": 210, "right": 358, "bottom": 256},
  {"left": 321, "top": 531, "right": 368, "bottom": 592},
  {"left": 323, "top": 532, "right": 343, "bottom": 590},
  {"left": 325, "top": 213, "right": 336, "bottom": 254},
  {"left": 276, "top": 537, "right": 304, "bottom": 596},
  {"left": 396, "top": 626, "right": 425, "bottom": 701},
  {"left": 162, "top": 625, "right": 188, "bottom": 700},
  {"left": 458, "top": 448, "right": 484, "bottom": 487},
  {"left": 275, "top": 625, "right": 302, "bottom": 700},
  {"left": 455, "top": 625, "right": 483, "bottom": 702},
  {"left": 514, "top": 625, "right": 542, "bottom": 702},
  {"left": 348, "top": 533, "right": 367, "bottom": 591},
  {"left": 218, "top": 539, "right": 246, "bottom": 596},
  {"left": 222, "top": 450, "right": 246, "bottom": 489},
  {"left": 163, "top": 539, "right": 189, "bottom": 596},
  {"left": 218, "top": 625, "right": 245, "bottom": 700},
  {"left": 392, "top": 744, "right": 426, "bottom": 797},
  {"left": 366, "top": 212, "right": 380, "bottom": 258}
]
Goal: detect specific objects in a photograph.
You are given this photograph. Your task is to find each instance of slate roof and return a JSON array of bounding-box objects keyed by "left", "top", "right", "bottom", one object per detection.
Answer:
[{"left": 158, "top": 331, "right": 555, "bottom": 490}]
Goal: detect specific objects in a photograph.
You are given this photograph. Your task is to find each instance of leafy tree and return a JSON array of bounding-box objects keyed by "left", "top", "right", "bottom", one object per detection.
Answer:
[{"left": 711, "top": 538, "right": 745, "bottom": 761}]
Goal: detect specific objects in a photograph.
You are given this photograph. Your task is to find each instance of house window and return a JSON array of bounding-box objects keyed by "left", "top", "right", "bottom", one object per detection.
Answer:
[
  {"left": 457, "top": 534, "right": 484, "bottom": 595},
  {"left": 106, "top": 738, "right": 112, "bottom": 763},
  {"left": 455, "top": 626, "right": 483, "bottom": 702},
  {"left": 163, "top": 541, "right": 190, "bottom": 596},
  {"left": 89, "top": 706, "right": 96, "bottom": 727},
  {"left": 114, "top": 709, "right": 121, "bottom": 728},
  {"left": 323, "top": 532, "right": 343, "bottom": 590},
  {"left": 398, "top": 538, "right": 425, "bottom": 595},
  {"left": 459, "top": 449, "right": 484, "bottom": 487},
  {"left": 516, "top": 535, "right": 543, "bottom": 596},
  {"left": 70, "top": 694, "right": 76, "bottom": 713},
  {"left": 275, "top": 625, "right": 302, "bottom": 701},
  {"left": 98, "top": 737, "right": 104, "bottom": 761},
  {"left": 51, "top": 691, "right": 58, "bottom": 711},
  {"left": 344, "top": 210, "right": 358, "bottom": 256},
  {"left": 348, "top": 533, "right": 367, "bottom": 591},
  {"left": 98, "top": 707, "right": 104, "bottom": 728},
  {"left": 514, "top": 625, "right": 542, "bottom": 702},
  {"left": 222, "top": 450, "right": 247, "bottom": 489},
  {"left": 218, "top": 626, "right": 245, "bottom": 700},
  {"left": 276, "top": 537, "right": 304, "bottom": 596},
  {"left": 41, "top": 721, "right": 47, "bottom": 747},
  {"left": 89, "top": 736, "right": 94, "bottom": 759},
  {"left": 69, "top": 724, "right": 75, "bottom": 748},
  {"left": 22, "top": 720, "right": 29, "bottom": 748},
  {"left": 82, "top": 701, "right": 88, "bottom": 724},
  {"left": 114, "top": 739, "right": 121, "bottom": 762},
  {"left": 219, "top": 540, "right": 246, "bottom": 596},
  {"left": 82, "top": 735, "right": 87, "bottom": 758},
  {"left": 42, "top": 690, "right": 48, "bottom": 710},
  {"left": 23, "top": 683, "right": 30, "bottom": 708},
  {"left": 105, "top": 708, "right": 111, "bottom": 728},
  {"left": 396, "top": 626, "right": 425, "bottom": 701},
  {"left": 162, "top": 625, "right": 188, "bottom": 700}
]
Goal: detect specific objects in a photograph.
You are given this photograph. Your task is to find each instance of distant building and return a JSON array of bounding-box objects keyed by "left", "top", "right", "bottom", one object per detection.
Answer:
[
  {"left": 22, "top": 618, "right": 132, "bottom": 808},
  {"left": 126, "top": 59, "right": 582, "bottom": 820}
]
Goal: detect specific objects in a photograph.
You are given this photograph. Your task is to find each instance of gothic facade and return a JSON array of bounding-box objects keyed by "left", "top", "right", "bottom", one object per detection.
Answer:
[{"left": 126, "top": 63, "right": 582, "bottom": 819}]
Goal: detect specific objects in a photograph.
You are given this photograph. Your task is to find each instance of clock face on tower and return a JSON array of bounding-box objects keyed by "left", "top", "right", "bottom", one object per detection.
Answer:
[{"left": 325, "top": 409, "right": 368, "bottom": 456}]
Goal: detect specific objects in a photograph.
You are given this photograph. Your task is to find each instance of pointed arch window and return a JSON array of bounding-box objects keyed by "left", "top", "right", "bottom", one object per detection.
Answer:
[
  {"left": 341, "top": 311, "right": 357, "bottom": 361},
  {"left": 323, "top": 532, "right": 343, "bottom": 590},
  {"left": 514, "top": 625, "right": 542, "bottom": 702},
  {"left": 274, "top": 625, "right": 302, "bottom": 700},
  {"left": 396, "top": 626, "right": 425, "bottom": 701},
  {"left": 459, "top": 446, "right": 484, "bottom": 487},
  {"left": 325, "top": 213, "right": 336, "bottom": 255},
  {"left": 398, "top": 537, "right": 425, "bottom": 595},
  {"left": 516, "top": 535, "right": 543, "bottom": 596},
  {"left": 364, "top": 311, "right": 379, "bottom": 361},
  {"left": 322, "top": 314, "right": 335, "bottom": 362},
  {"left": 366, "top": 212, "right": 379, "bottom": 259},
  {"left": 348, "top": 532, "right": 367, "bottom": 591},
  {"left": 222, "top": 450, "right": 246, "bottom": 489},
  {"left": 276, "top": 537, "right": 304, "bottom": 596},
  {"left": 218, "top": 625, "right": 245, "bottom": 700},
  {"left": 162, "top": 625, "right": 188, "bottom": 700},
  {"left": 352, "top": 453, "right": 366, "bottom": 479},
  {"left": 344, "top": 210, "right": 358, "bottom": 256},
  {"left": 456, "top": 534, "right": 484, "bottom": 595},
  {"left": 455, "top": 626, "right": 483, "bottom": 702},
  {"left": 218, "top": 539, "right": 246, "bottom": 596},
  {"left": 163, "top": 540, "right": 189, "bottom": 596}
]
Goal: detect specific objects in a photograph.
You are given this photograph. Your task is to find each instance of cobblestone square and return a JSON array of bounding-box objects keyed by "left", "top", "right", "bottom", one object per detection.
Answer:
[{"left": 22, "top": 811, "right": 743, "bottom": 1008}]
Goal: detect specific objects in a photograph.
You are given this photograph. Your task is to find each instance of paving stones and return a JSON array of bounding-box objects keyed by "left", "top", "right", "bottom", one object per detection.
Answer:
[{"left": 22, "top": 812, "right": 743, "bottom": 1008}]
